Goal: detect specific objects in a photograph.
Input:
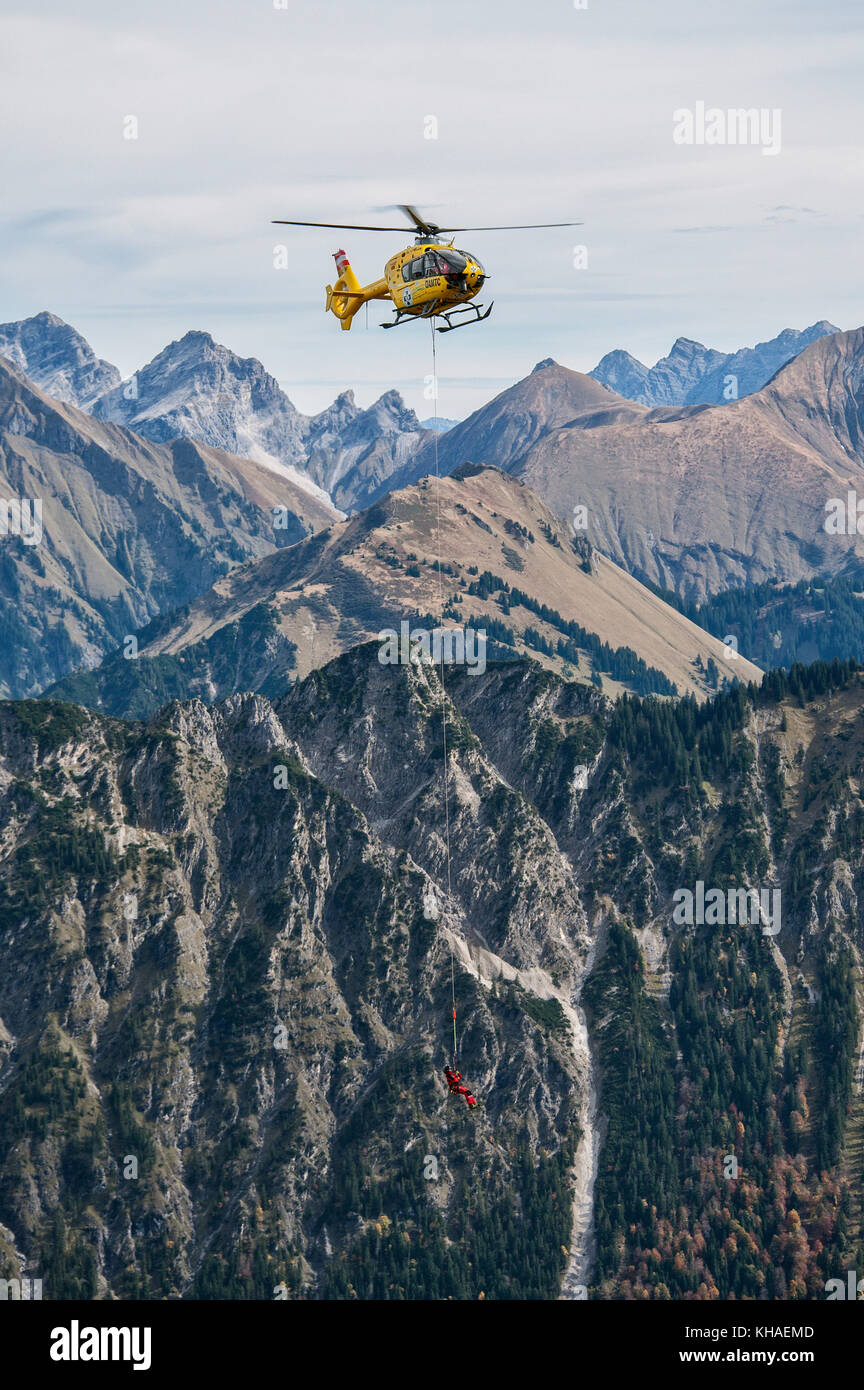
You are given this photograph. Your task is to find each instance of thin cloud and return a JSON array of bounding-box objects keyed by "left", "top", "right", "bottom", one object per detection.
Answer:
[
  {"left": 764, "top": 205, "right": 827, "bottom": 223},
  {"left": 1, "top": 0, "right": 861, "bottom": 416}
]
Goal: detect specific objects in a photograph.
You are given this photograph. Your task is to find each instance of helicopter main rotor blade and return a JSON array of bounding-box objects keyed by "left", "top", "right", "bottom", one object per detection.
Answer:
[
  {"left": 432, "top": 222, "right": 583, "bottom": 232},
  {"left": 272, "top": 216, "right": 583, "bottom": 235},
  {"left": 271, "top": 219, "right": 412, "bottom": 231}
]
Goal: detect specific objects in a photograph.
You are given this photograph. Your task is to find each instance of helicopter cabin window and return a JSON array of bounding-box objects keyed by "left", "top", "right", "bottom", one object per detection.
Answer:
[{"left": 401, "top": 257, "right": 427, "bottom": 282}]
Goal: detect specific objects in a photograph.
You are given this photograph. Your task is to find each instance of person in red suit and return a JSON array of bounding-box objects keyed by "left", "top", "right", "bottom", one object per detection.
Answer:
[{"left": 444, "top": 1066, "right": 477, "bottom": 1108}]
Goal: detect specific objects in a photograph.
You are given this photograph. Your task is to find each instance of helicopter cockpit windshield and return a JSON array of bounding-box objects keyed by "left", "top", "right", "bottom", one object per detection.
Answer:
[
  {"left": 402, "top": 248, "right": 484, "bottom": 282},
  {"left": 433, "top": 248, "right": 468, "bottom": 274}
]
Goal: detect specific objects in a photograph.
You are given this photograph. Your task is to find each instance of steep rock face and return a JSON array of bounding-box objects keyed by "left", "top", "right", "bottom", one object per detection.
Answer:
[
  {"left": 585, "top": 348, "right": 649, "bottom": 403},
  {"left": 1, "top": 653, "right": 863, "bottom": 1301},
  {"left": 278, "top": 646, "right": 589, "bottom": 978},
  {"left": 0, "top": 357, "right": 338, "bottom": 699},
  {"left": 0, "top": 656, "right": 591, "bottom": 1300},
  {"left": 635, "top": 337, "right": 727, "bottom": 407},
  {"left": 304, "top": 388, "right": 429, "bottom": 513},
  {"left": 91, "top": 331, "right": 327, "bottom": 504},
  {"left": 0, "top": 311, "right": 121, "bottom": 410},
  {"left": 590, "top": 322, "right": 839, "bottom": 407}
]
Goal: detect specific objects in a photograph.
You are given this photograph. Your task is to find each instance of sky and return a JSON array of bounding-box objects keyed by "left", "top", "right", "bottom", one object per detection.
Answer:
[{"left": 1, "top": 0, "right": 863, "bottom": 418}]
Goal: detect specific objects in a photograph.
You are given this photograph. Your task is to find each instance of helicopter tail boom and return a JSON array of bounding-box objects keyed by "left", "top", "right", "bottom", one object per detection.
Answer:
[{"left": 325, "top": 249, "right": 387, "bottom": 330}]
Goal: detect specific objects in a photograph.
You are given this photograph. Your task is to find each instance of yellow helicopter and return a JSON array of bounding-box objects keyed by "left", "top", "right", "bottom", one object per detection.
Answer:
[{"left": 272, "top": 204, "right": 580, "bottom": 333}]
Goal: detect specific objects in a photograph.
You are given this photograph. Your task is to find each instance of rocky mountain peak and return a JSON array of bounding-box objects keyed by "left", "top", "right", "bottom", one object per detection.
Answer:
[
  {"left": 365, "top": 388, "right": 420, "bottom": 432},
  {"left": 589, "top": 320, "right": 840, "bottom": 407},
  {"left": 0, "top": 310, "right": 121, "bottom": 410},
  {"left": 667, "top": 336, "right": 708, "bottom": 358},
  {"left": 90, "top": 329, "right": 314, "bottom": 490}
]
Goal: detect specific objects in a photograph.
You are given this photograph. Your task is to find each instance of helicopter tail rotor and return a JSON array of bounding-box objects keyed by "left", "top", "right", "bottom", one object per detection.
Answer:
[
  {"left": 325, "top": 249, "right": 389, "bottom": 331},
  {"left": 326, "top": 250, "right": 363, "bottom": 330}
]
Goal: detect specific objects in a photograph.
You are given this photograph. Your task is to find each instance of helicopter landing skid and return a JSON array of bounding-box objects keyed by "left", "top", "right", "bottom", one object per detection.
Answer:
[
  {"left": 435, "top": 301, "right": 494, "bottom": 333},
  {"left": 381, "top": 300, "right": 494, "bottom": 332},
  {"left": 381, "top": 300, "right": 439, "bottom": 329}
]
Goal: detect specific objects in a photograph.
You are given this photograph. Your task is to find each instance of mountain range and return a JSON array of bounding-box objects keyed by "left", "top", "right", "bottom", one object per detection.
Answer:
[
  {"left": 397, "top": 331, "right": 864, "bottom": 600},
  {"left": 4, "top": 309, "right": 864, "bottom": 699},
  {"left": 2, "top": 311, "right": 845, "bottom": 524},
  {"left": 0, "top": 355, "right": 337, "bottom": 698},
  {"left": 0, "top": 313, "right": 432, "bottom": 514},
  {"left": 47, "top": 463, "right": 759, "bottom": 719},
  {"left": 3, "top": 302, "right": 864, "bottom": 1305},
  {"left": 589, "top": 321, "right": 839, "bottom": 407}
]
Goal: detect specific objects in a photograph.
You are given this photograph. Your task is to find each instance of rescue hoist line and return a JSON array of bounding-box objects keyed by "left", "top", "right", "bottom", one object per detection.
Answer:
[{"left": 430, "top": 321, "right": 458, "bottom": 1068}]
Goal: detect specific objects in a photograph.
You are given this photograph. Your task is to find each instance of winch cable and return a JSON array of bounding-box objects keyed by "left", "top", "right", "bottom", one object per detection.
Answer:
[{"left": 430, "top": 319, "right": 458, "bottom": 1067}]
